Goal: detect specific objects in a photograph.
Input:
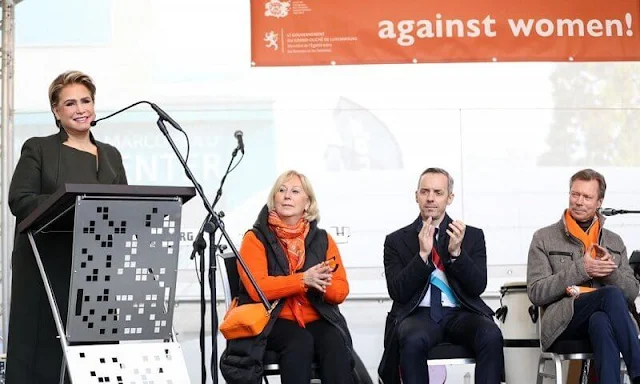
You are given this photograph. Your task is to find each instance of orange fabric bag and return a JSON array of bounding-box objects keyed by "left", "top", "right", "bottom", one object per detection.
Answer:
[{"left": 220, "top": 298, "right": 280, "bottom": 340}]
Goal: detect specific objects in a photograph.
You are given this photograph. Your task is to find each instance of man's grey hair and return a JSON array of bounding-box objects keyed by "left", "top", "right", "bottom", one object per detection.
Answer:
[{"left": 418, "top": 167, "right": 454, "bottom": 194}]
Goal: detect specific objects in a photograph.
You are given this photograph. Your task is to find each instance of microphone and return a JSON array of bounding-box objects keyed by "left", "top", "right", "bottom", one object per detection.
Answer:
[
  {"left": 90, "top": 101, "right": 148, "bottom": 127},
  {"left": 234, "top": 130, "right": 245, "bottom": 154},
  {"left": 600, "top": 208, "right": 640, "bottom": 216},
  {"left": 601, "top": 208, "right": 624, "bottom": 216},
  {"left": 150, "top": 103, "right": 184, "bottom": 132},
  {"left": 90, "top": 101, "right": 183, "bottom": 132}
]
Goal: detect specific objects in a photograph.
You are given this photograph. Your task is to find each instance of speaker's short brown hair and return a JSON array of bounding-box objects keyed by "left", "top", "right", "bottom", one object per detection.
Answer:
[{"left": 48, "top": 70, "right": 96, "bottom": 109}]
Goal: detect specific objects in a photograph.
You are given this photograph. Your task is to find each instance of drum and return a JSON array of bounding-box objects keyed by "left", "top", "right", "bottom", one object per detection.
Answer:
[{"left": 497, "top": 282, "right": 540, "bottom": 384}]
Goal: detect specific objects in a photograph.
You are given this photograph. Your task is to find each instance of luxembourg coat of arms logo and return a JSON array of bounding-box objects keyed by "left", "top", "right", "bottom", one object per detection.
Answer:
[{"left": 264, "top": 0, "right": 291, "bottom": 18}]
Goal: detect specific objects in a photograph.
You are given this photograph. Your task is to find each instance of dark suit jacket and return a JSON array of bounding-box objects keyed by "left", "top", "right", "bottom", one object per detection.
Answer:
[
  {"left": 378, "top": 214, "right": 493, "bottom": 384},
  {"left": 6, "top": 129, "right": 127, "bottom": 384}
]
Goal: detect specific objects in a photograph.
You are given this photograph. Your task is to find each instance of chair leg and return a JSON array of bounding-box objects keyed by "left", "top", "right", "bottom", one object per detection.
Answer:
[
  {"left": 536, "top": 356, "right": 546, "bottom": 384},
  {"left": 59, "top": 360, "right": 67, "bottom": 384},
  {"left": 553, "top": 356, "right": 563, "bottom": 384},
  {"left": 579, "top": 360, "right": 590, "bottom": 384}
]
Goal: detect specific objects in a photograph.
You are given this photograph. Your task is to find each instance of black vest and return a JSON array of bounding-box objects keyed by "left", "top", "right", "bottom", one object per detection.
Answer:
[
  {"left": 248, "top": 223, "right": 351, "bottom": 331},
  {"left": 221, "top": 207, "right": 365, "bottom": 384}
]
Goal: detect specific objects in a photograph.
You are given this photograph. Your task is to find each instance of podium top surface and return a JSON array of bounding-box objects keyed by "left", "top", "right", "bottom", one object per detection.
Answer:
[{"left": 17, "top": 184, "right": 196, "bottom": 234}]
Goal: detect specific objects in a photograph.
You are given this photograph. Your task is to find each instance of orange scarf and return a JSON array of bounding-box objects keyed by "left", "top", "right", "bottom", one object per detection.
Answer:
[
  {"left": 564, "top": 209, "right": 601, "bottom": 259},
  {"left": 268, "top": 210, "right": 310, "bottom": 327}
]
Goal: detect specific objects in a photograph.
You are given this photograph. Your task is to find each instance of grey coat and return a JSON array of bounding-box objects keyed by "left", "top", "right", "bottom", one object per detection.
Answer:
[{"left": 527, "top": 213, "right": 639, "bottom": 351}]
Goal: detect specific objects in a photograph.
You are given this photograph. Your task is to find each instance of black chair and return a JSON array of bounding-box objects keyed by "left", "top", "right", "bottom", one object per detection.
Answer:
[
  {"left": 536, "top": 338, "right": 593, "bottom": 384},
  {"left": 218, "top": 252, "right": 372, "bottom": 384},
  {"left": 535, "top": 311, "right": 627, "bottom": 384},
  {"left": 426, "top": 342, "right": 475, "bottom": 366},
  {"left": 263, "top": 350, "right": 320, "bottom": 383}
]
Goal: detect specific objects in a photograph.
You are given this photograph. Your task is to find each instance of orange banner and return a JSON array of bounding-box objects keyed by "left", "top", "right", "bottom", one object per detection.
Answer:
[{"left": 251, "top": 0, "right": 640, "bottom": 66}]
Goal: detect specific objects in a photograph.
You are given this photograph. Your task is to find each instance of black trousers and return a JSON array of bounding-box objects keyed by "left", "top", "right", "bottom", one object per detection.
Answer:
[
  {"left": 556, "top": 286, "right": 640, "bottom": 384},
  {"left": 397, "top": 307, "right": 504, "bottom": 384},
  {"left": 266, "top": 318, "right": 353, "bottom": 384}
]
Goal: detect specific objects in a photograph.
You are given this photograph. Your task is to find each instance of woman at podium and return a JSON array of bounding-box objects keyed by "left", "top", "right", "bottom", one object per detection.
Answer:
[
  {"left": 5, "top": 70, "right": 127, "bottom": 384},
  {"left": 221, "top": 170, "right": 356, "bottom": 384}
]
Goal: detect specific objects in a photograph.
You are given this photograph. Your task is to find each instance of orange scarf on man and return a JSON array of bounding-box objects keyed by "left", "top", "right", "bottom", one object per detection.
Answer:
[
  {"left": 268, "top": 210, "right": 310, "bottom": 327},
  {"left": 564, "top": 209, "right": 601, "bottom": 259}
]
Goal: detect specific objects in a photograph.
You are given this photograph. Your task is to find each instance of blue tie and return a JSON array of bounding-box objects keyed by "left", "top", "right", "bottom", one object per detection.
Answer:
[{"left": 430, "top": 229, "right": 443, "bottom": 322}]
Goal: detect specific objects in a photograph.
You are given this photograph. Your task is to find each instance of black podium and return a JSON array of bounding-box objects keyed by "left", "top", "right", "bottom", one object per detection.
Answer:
[{"left": 18, "top": 183, "right": 196, "bottom": 384}]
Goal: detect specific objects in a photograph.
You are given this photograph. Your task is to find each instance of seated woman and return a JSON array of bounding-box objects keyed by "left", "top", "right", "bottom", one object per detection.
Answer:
[{"left": 223, "top": 169, "right": 354, "bottom": 384}]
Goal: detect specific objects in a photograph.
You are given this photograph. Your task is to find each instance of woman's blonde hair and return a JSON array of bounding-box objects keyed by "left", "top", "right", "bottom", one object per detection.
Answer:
[
  {"left": 48, "top": 70, "right": 97, "bottom": 126},
  {"left": 266, "top": 170, "right": 320, "bottom": 222}
]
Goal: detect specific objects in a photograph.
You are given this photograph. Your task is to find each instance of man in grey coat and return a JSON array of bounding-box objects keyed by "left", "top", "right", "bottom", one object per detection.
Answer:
[{"left": 527, "top": 169, "right": 640, "bottom": 384}]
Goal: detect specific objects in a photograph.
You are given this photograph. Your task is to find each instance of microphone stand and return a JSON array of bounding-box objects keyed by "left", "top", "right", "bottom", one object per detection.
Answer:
[
  {"left": 189, "top": 211, "right": 208, "bottom": 384},
  {"left": 153, "top": 117, "right": 239, "bottom": 384},
  {"left": 156, "top": 113, "right": 270, "bottom": 384},
  {"left": 190, "top": 145, "right": 241, "bottom": 383},
  {"left": 154, "top": 118, "right": 211, "bottom": 384}
]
